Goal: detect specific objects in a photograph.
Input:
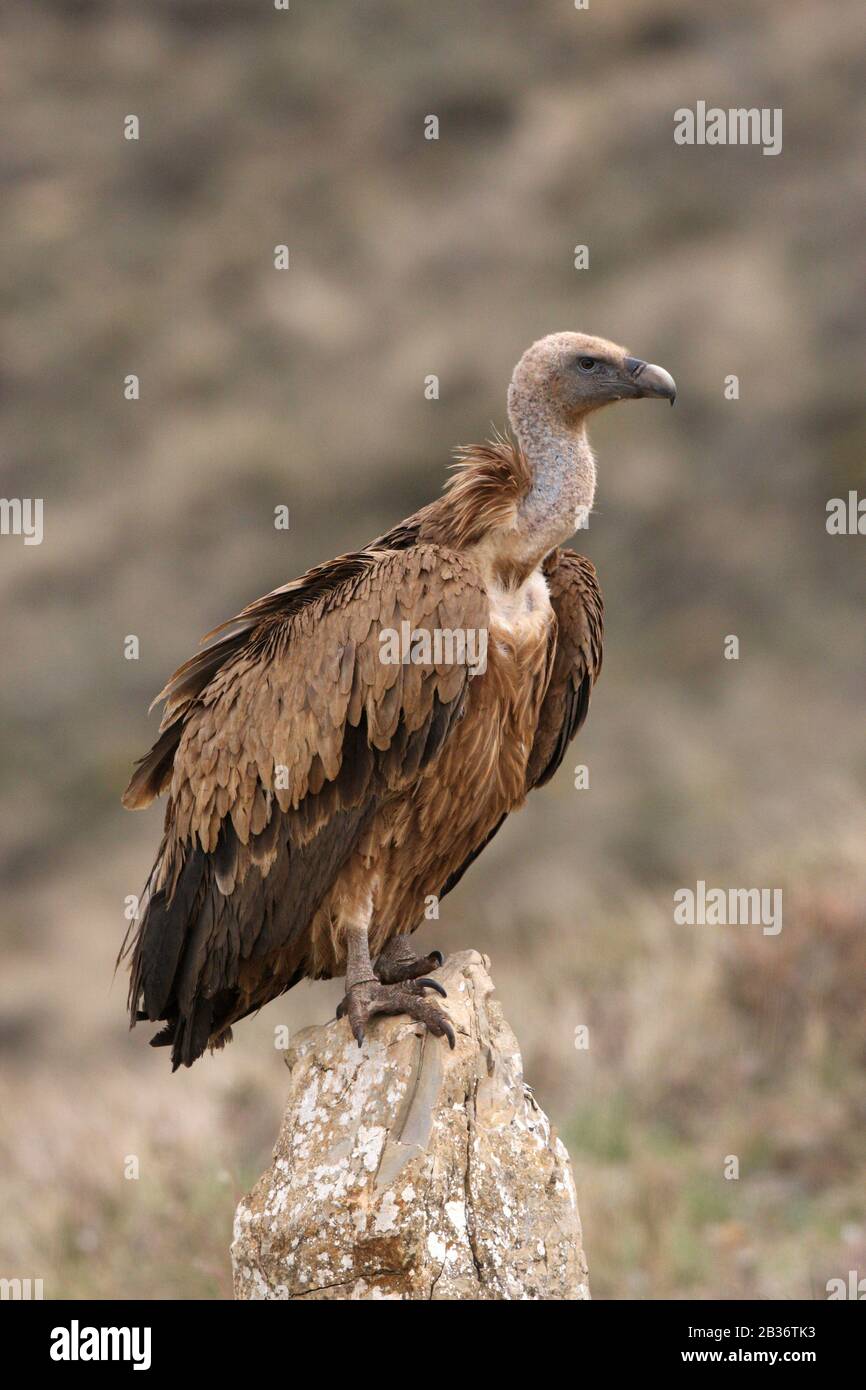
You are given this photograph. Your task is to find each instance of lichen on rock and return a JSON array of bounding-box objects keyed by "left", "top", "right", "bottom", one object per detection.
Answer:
[{"left": 232, "top": 950, "right": 589, "bottom": 1300}]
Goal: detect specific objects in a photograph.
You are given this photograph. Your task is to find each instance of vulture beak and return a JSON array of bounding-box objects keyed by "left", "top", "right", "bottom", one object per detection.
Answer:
[{"left": 624, "top": 356, "right": 677, "bottom": 405}]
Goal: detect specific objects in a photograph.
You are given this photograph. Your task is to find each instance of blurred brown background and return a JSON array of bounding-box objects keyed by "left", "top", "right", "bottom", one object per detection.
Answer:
[{"left": 1, "top": 0, "right": 864, "bottom": 1299}]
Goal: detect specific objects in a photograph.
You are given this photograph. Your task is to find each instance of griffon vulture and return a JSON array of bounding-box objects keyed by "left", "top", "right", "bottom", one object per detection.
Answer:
[{"left": 121, "top": 332, "right": 676, "bottom": 1067}]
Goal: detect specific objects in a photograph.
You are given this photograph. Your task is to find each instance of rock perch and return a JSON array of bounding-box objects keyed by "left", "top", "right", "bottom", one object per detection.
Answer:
[{"left": 232, "top": 950, "right": 589, "bottom": 1299}]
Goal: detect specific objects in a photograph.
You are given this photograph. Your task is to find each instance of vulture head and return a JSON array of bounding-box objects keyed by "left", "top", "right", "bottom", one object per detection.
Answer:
[{"left": 508, "top": 331, "right": 677, "bottom": 436}]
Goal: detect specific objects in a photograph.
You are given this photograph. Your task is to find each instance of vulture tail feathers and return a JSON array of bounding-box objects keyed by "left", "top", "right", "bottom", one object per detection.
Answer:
[
  {"left": 128, "top": 849, "right": 205, "bottom": 1022},
  {"left": 148, "top": 1021, "right": 175, "bottom": 1048},
  {"left": 170, "top": 996, "right": 216, "bottom": 1071}
]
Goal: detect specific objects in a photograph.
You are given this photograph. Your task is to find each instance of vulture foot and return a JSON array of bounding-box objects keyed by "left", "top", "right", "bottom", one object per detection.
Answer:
[
  {"left": 374, "top": 938, "right": 445, "bottom": 984},
  {"left": 336, "top": 978, "right": 455, "bottom": 1050}
]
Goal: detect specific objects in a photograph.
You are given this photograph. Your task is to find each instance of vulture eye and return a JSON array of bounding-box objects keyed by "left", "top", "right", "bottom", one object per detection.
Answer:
[{"left": 577, "top": 356, "right": 597, "bottom": 372}]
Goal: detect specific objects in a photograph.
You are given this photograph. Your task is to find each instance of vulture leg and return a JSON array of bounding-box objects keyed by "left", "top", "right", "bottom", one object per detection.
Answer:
[
  {"left": 337, "top": 923, "right": 454, "bottom": 1050},
  {"left": 374, "top": 935, "right": 445, "bottom": 985}
]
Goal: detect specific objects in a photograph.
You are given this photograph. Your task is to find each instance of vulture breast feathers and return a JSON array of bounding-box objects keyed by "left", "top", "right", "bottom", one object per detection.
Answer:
[{"left": 122, "top": 487, "right": 603, "bottom": 1070}]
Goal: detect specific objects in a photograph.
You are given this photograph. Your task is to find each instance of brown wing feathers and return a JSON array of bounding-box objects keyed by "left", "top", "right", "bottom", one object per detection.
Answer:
[
  {"left": 122, "top": 544, "right": 487, "bottom": 1068},
  {"left": 526, "top": 547, "right": 603, "bottom": 789}
]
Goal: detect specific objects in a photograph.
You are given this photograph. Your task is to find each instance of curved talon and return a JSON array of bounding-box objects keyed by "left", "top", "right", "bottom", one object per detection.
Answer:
[
  {"left": 415, "top": 977, "right": 447, "bottom": 998},
  {"left": 336, "top": 977, "right": 454, "bottom": 1050},
  {"left": 429, "top": 950, "right": 444, "bottom": 968}
]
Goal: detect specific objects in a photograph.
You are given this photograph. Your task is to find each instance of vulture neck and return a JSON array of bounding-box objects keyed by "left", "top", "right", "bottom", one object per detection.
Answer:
[
  {"left": 510, "top": 409, "right": 596, "bottom": 574},
  {"left": 423, "top": 408, "right": 595, "bottom": 589}
]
